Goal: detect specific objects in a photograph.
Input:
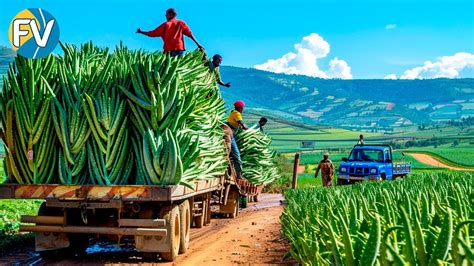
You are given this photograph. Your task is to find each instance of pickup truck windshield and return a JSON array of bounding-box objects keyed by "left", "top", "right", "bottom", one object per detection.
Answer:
[{"left": 349, "top": 149, "right": 384, "bottom": 162}]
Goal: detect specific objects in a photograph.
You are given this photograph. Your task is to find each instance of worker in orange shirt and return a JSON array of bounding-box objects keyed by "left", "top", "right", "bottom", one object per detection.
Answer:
[
  {"left": 226, "top": 101, "right": 248, "bottom": 179},
  {"left": 136, "top": 8, "right": 203, "bottom": 56}
]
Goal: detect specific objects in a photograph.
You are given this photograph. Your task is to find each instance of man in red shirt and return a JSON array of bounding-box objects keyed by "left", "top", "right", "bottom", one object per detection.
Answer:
[{"left": 136, "top": 8, "right": 203, "bottom": 56}]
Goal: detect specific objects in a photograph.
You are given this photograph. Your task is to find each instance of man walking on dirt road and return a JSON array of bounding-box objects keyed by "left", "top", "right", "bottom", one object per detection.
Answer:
[
  {"left": 315, "top": 152, "right": 334, "bottom": 187},
  {"left": 227, "top": 100, "right": 249, "bottom": 180},
  {"left": 136, "top": 8, "right": 203, "bottom": 56}
]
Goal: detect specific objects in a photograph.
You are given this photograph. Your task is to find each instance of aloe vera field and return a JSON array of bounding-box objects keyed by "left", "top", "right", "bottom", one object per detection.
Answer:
[{"left": 281, "top": 172, "right": 473, "bottom": 265}]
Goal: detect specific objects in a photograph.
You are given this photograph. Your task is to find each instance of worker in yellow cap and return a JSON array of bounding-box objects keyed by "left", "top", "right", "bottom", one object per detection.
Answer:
[{"left": 226, "top": 100, "right": 248, "bottom": 179}]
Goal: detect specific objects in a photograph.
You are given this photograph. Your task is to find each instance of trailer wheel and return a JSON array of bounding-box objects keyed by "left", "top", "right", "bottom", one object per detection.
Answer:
[
  {"left": 229, "top": 199, "right": 238, "bottom": 218},
  {"left": 159, "top": 205, "right": 180, "bottom": 262},
  {"left": 240, "top": 195, "right": 248, "bottom": 208},
  {"left": 178, "top": 200, "right": 190, "bottom": 254},
  {"left": 194, "top": 200, "right": 206, "bottom": 228},
  {"left": 253, "top": 194, "right": 259, "bottom": 202},
  {"left": 228, "top": 191, "right": 239, "bottom": 218}
]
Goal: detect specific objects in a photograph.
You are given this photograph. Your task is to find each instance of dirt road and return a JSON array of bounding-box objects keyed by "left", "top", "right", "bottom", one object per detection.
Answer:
[
  {"left": 408, "top": 153, "right": 472, "bottom": 171},
  {"left": 0, "top": 194, "right": 291, "bottom": 265}
]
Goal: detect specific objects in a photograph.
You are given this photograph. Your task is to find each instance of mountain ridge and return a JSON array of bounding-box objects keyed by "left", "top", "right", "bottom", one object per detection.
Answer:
[
  {"left": 220, "top": 66, "right": 474, "bottom": 128},
  {"left": 1, "top": 46, "right": 472, "bottom": 128}
]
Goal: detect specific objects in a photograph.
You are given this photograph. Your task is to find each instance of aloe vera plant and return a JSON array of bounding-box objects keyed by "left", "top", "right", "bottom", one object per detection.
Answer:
[
  {"left": 281, "top": 172, "right": 473, "bottom": 265},
  {"left": 0, "top": 42, "right": 231, "bottom": 187}
]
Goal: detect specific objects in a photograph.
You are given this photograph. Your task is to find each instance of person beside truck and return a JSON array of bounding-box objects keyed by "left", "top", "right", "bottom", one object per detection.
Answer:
[{"left": 315, "top": 152, "right": 335, "bottom": 187}]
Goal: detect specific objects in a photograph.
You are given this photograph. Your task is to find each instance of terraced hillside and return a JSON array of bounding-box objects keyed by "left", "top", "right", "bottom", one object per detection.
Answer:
[{"left": 221, "top": 66, "right": 474, "bottom": 128}]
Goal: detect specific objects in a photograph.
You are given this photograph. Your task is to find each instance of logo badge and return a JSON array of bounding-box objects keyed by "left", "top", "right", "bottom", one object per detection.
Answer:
[{"left": 8, "top": 8, "right": 60, "bottom": 59}]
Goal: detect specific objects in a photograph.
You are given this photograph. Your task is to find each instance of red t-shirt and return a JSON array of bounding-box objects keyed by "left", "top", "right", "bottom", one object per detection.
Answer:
[{"left": 143, "top": 18, "right": 192, "bottom": 52}]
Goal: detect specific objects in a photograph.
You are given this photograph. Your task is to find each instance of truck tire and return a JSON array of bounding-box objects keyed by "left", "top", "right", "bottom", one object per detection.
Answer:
[
  {"left": 159, "top": 205, "right": 180, "bottom": 262},
  {"left": 205, "top": 196, "right": 212, "bottom": 226},
  {"left": 194, "top": 200, "right": 206, "bottom": 228},
  {"left": 229, "top": 199, "right": 238, "bottom": 218},
  {"left": 178, "top": 200, "right": 190, "bottom": 254},
  {"left": 240, "top": 195, "right": 248, "bottom": 208},
  {"left": 253, "top": 194, "right": 259, "bottom": 202},
  {"left": 228, "top": 191, "right": 239, "bottom": 218}
]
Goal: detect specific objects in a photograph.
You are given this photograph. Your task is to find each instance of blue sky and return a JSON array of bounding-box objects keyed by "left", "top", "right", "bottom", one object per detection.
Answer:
[{"left": 1, "top": 0, "right": 473, "bottom": 79}]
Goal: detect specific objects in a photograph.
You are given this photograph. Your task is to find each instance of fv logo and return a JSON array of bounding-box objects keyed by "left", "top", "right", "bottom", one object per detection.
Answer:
[{"left": 9, "top": 8, "right": 60, "bottom": 59}]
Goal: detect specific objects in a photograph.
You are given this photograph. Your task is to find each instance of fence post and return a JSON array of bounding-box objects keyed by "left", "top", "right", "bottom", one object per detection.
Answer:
[{"left": 292, "top": 153, "right": 300, "bottom": 189}]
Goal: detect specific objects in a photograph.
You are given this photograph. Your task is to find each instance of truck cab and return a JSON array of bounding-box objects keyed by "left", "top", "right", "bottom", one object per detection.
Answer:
[{"left": 337, "top": 145, "right": 411, "bottom": 185}]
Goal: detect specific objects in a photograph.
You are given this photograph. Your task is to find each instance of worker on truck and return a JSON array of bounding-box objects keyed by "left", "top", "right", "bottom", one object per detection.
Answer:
[
  {"left": 315, "top": 152, "right": 335, "bottom": 187},
  {"left": 136, "top": 8, "right": 203, "bottom": 56},
  {"left": 257, "top": 117, "right": 268, "bottom": 133},
  {"left": 204, "top": 54, "right": 231, "bottom": 88},
  {"left": 226, "top": 100, "right": 248, "bottom": 179}
]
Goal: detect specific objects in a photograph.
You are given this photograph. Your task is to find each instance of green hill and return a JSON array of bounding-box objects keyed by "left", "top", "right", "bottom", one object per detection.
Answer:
[
  {"left": 0, "top": 47, "right": 473, "bottom": 129},
  {"left": 221, "top": 66, "right": 474, "bottom": 129},
  {"left": 0, "top": 46, "right": 15, "bottom": 77}
]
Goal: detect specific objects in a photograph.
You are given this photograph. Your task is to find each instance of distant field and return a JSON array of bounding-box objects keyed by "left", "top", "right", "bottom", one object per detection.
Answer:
[
  {"left": 251, "top": 113, "right": 473, "bottom": 169},
  {"left": 407, "top": 143, "right": 474, "bottom": 167},
  {"left": 298, "top": 150, "right": 436, "bottom": 170}
]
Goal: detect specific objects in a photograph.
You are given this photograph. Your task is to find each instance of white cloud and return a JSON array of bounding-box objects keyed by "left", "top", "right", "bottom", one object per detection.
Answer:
[
  {"left": 327, "top": 58, "right": 352, "bottom": 79},
  {"left": 399, "top": 52, "right": 474, "bottom": 79},
  {"left": 385, "top": 24, "right": 397, "bottom": 30},
  {"left": 254, "top": 33, "right": 352, "bottom": 79},
  {"left": 384, "top": 74, "right": 397, "bottom": 80}
]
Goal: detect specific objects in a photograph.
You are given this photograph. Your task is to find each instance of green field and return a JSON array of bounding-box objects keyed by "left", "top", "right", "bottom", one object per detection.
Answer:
[
  {"left": 407, "top": 143, "right": 474, "bottom": 167},
  {"left": 245, "top": 113, "right": 474, "bottom": 169},
  {"left": 281, "top": 172, "right": 473, "bottom": 265}
]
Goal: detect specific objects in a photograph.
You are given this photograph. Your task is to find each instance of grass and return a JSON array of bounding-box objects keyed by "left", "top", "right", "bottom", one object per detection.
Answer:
[
  {"left": 295, "top": 173, "right": 322, "bottom": 188},
  {"left": 0, "top": 199, "right": 42, "bottom": 253},
  {"left": 407, "top": 143, "right": 474, "bottom": 167},
  {"left": 281, "top": 172, "right": 473, "bottom": 265}
]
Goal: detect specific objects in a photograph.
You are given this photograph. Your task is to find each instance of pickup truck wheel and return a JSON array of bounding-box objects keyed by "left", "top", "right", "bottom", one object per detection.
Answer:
[
  {"left": 159, "top": 205, "right": 180, "bottom": 262},
  {"left": 381, "top": 173, "right": 386, "bottom": 181},
  {"left": 194, "top": 200, "right": 206, "bottom": 228},
  {"left": 179, "top": 200, "right": 190, "bottom": 254},
  {"left": 337, "top": 178, "right": 346, "bottom": 186}
]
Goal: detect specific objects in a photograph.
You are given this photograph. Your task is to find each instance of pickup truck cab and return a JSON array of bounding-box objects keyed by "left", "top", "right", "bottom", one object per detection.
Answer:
[{"left": 338, "top": 145, "right": 411, "bottom": 185}]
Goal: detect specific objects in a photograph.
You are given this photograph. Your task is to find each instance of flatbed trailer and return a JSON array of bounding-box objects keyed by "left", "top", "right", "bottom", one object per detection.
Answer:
[{"left": 0, "top": 168, "right": 248, "bottom": 261}]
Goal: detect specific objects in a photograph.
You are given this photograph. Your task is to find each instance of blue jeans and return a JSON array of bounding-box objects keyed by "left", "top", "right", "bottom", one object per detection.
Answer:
[
  {"left": 169, "top": 50, "right": 185, "bottom": 57},
  {"left": 230, "top": 136, "right": 242, "bottom": 173}
]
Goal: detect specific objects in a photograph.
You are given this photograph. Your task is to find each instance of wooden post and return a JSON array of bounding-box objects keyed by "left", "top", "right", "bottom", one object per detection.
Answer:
[{"left": 292, "top": 153, "right": 300, "bottom": 189}]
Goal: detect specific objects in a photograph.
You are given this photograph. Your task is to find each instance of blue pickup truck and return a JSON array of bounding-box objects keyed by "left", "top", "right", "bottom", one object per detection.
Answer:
[{"left": 337, "top": 145, "right": 411, "bottom": 185}]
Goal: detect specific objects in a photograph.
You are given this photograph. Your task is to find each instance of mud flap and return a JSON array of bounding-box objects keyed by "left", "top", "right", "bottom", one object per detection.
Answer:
[
  {"left": 35, "top": 232, "right": 70, "bottom": 251},
  {"left": 135, "top": 235, "right": 168, "bottom": 252}
]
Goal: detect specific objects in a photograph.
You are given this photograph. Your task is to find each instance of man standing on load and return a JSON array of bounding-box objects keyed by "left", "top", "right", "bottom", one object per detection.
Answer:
[
  {"left": 315, "top": 152, "right": 335, "bottom": 187},
  {"left": 136, "top": 8, "right": 203, "bottom": 56},
  {"left": 227, "top": 101, "right": 248, "bottom": 179}
]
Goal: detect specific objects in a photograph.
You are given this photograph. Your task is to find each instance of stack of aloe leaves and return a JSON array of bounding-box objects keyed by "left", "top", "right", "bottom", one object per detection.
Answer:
[
  {"left": 235, "top": 127, "right": 279, "bottom": 185},
  {"left": 0, "top": 42, "right": 228, "bottom": 187}
]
